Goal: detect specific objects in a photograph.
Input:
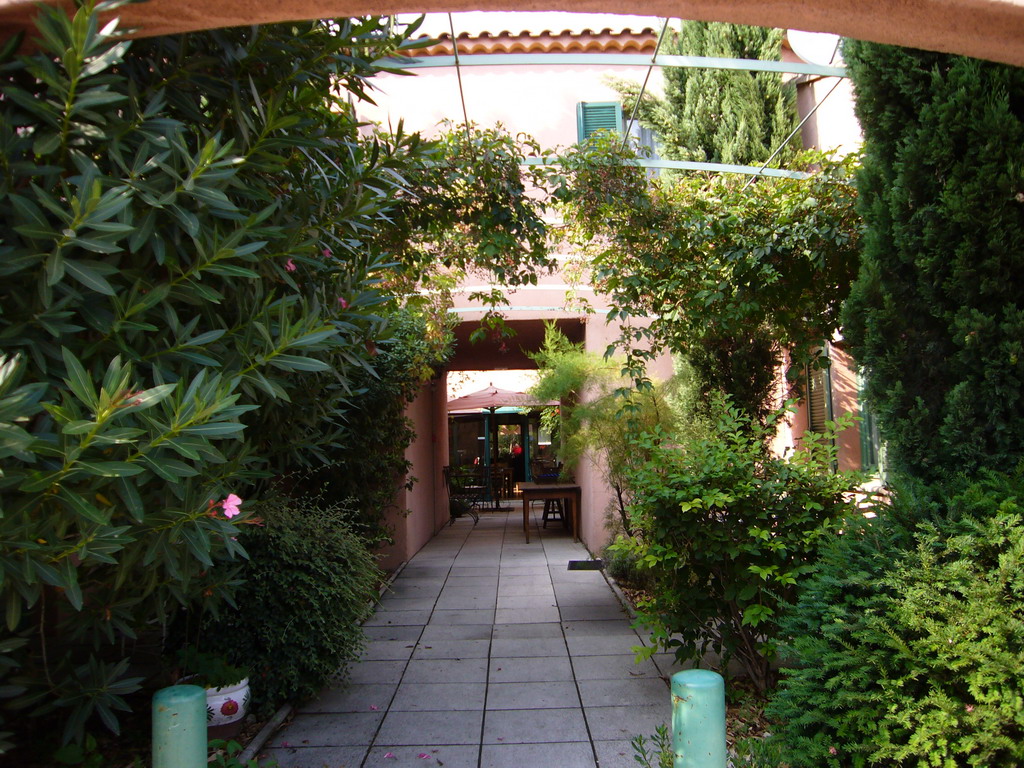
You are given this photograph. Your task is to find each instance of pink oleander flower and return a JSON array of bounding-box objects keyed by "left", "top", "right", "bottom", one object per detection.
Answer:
[
  {"left": 221, "top": 493, "right": 243, "bottom": 519},
  {"left": 322, "top": 248, "right": 332, "bottom": 259},
  {"left": 337, "top": 297, "right": 349, "bottom": 309},
  {"left": 285, "top": 259, "right": 297, "bottom": 272},
  {"left": 829, "top": 746, "right": 837, "bottom": 755}
]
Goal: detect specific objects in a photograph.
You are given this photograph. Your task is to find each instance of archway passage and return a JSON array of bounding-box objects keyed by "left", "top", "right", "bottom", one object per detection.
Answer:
[{"left": 2, "top": 0, "right": 1024, "bottom": 67}]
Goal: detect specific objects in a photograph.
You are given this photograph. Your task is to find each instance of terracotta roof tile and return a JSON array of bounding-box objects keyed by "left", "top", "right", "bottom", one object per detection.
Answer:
[{"left": 411, "top": 27, "right": 658, "bottom": 56}]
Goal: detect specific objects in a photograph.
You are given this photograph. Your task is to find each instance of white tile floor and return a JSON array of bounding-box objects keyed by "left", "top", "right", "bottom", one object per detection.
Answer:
[{"left": 260, "top": 506, "right": 675, "bottom": 768}]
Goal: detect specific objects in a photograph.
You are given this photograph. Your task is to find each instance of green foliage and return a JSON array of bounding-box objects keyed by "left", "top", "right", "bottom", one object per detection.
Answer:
[
  {"left": 393, "top": 121, "right": 557, "bottom": 288},
  {"left": 841, "top": 41, "right": 1024, "bottom": 482},
  {"left": 528, "top": 321, "right": 616, "bottom": 470},
  {"left": 175, "top": 647, "right": 248, "bottom": 690},
  {"left": 555, "top": 138, "right": 862, "bottom": 424},
  {"left": 620, "top": 396, "right": 861, "bottom": 692},
  {"left": 771, "top": 470, "right": 1024, "bottom": 767},
  {"left": 285, "top": 309, "right": 452, "bottom": 543},
  {"left": 610, "top": 21, "right": 799, "bottom": 166},
  {"left": 528, "top": 322, "right": 676, "bottom": 530},
  {"left": 631, "top": 724, "right": 674, "bottom": 768},
  {"left": 198, "top": 496, "right": 381, "bottom": 717},
  {"left": 208, "top": 739, "right": 272, "bottom": 768},
  {"left": 0, "top": 0, "right": 449, "bottom": 748},
  {"left": 379, "top": 121, "right": 559, "bottom": 340}
]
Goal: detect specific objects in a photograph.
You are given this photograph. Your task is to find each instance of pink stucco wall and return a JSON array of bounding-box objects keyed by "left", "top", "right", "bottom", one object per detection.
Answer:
[
  {"left": 360, "top": 62, "right": 663, "bottom": 149},
  {"left": 376, "top": 378, "right": 450, "bottom": 570},
  {"left": 787, "top": 342, "right": 867, "bottom": 474}
]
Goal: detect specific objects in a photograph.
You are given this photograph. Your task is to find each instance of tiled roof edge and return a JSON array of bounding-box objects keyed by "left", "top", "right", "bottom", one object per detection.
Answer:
[{"left": 410, "top": 27, "right": 659, "bottom": 56}]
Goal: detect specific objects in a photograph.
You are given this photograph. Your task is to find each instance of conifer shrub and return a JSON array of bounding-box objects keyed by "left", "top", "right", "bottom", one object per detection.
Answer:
[
  {"left": 198, "top": 496, "right": 381, "bottom": 716},
  {"left": 841, "top": 40, "right": 1024, "bottom": 482},
  {"left": 770, "top": 470, "right": 1024, "bottom": 766}
]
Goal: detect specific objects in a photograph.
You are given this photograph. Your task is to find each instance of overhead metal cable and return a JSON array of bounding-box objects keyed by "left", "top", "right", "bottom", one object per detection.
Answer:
[
  {"left": 740, "top": 76, "right": 843, "bottom": 191},
  {"left": 448, "top": 12, "right": 472, "bottom": 144},
  {"left": 621, "top": 17, "right": 670, "bottom": 152}
]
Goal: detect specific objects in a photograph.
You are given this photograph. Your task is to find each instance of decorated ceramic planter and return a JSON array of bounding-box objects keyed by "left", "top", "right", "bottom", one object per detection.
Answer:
[{"left": 206, "top": 677, "right": 250, "bottom": 728}]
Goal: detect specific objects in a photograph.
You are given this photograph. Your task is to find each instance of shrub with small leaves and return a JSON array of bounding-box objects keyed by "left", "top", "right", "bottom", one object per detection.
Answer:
[
  {"left": 620, "top": 395, "right": 861, "bottom": 692},
  {"left": 196, "top": 496, "right": 381, "bottom": 716},
  {"left": 770, "top": 470, "right": 1024, "bottom": 767}
]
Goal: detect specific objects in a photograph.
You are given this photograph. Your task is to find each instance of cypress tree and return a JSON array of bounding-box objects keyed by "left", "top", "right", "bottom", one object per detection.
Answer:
[
  {"left": 842, "top": 41, "right": 1024, "bottom": 481},
  {"left": 614, "top": 21, "right": 799, "bottom": 165}
]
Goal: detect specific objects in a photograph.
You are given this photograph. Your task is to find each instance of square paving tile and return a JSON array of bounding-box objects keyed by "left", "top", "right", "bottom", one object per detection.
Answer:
[
  {"left": 491, "top": 622, "right": 563, "bottom": 640},
  {"left": 562, "top": 620, "right": 641, "bottom": 638},
  {"left": 403, "top": 657, "right": 489, "bottom": 684},
  {"left": 364, "top": 745, "right": 479, "bottom": 767},
  {"left": 257, "top": 745, "right": 366, "bottom": 767},
  {"left": 378, "top": 596, "right": 440, "bottom": 612},
  {"left": 498, "top": 575, "right": 553, "bottom": 587},
  {"left": 383, "top": 589, "right": 443, "bottom": 603},
  {"left": 365, "top": 610, "right": 432, "bottom": 627},
  {"left": 584, "top": 705, "right": 668, "bottom": 742},
  {"left": 495, "top": 607, "right": 561, "bottom": 624},
  {"left": 391, "top": 681, "right": 486, "bottom": 712},
  {"left": 496, "top": 594, "right": 557, "bottom": 610},
  {"left": 483, "top": 707, "right": 589, "bottom": 744},
  {"left": 488, "top": 656, "right": 574, "bottom": 683},
  {"left": 412, "top": 639, "right": 491, "bottom": 660},
  {"left": 570, "top": 654, "right": 662, "bottom": 681},
  {"left": 578, "top": 677, "right": 669, "bottom": 708},
  {"left": 445, "top": 576, "right": 499, "bottom": 589},
  {"left": 496, "top": 565, "right": 551, "bottom": 576},
  {"left": 270, "top": 711, "right": 384, "bottom": 746},
  {"left": 430, "top": 608, "right": 496, "bottom": 625},
  {"left": 486, "top": 681, "right": 580, "bottom": 710},
  {"left": 555, "top": 593, "right": 624, "bottom": 608},
  {"left": 299, "top": 682, "right": 397, "bottom": 714},
  {"left": 364, "top": 625, "right": 423, "bottom": 642},
  {"left": 489, "top": 637, "right": 568, "bottom": 658},
  {"left": 435, "top": 594, "right": 498, "bottom": 610},
  {"left": 449, "top": 566, "right": 500, "bottom": 577},
  {"left": 480, "top": 741, "right": 596, "bottom": 768},
  {"left": 566, "top": 634, "right": 646, "bottom": 656},
  {"left": 360, "top": 640, "right": 418, "bottom": 661},
  {"left": 346, "top": 660, "right": 408, "bottom": 685},
  {"left": 419, "top": 623, "right": 493, "bottom": 642},
  {"left": 376, "top": 709, "right": 484, "bottom": 745},
  {"left": 559, "top": 604, "right": 631, "bottom": 622},
  {"left": 592, "top": 739, "right": 638, "bottom": 768}
]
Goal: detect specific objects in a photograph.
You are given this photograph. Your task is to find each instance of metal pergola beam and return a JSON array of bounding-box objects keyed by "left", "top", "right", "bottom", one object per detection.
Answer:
[
  {"left": 387, "top": 53, "right": 846, "bottom": 79},
  {"left": 521, "top": 157, "right": 810, "bottom": 178}
]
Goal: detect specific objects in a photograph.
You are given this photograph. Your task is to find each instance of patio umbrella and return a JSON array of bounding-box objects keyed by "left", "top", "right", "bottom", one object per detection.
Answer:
[
  {"left": 446, "top": 385, "right": 556, "bottom": 412},
  {"left": 446, "top": 385, "right": 558, "bottom": 470}
]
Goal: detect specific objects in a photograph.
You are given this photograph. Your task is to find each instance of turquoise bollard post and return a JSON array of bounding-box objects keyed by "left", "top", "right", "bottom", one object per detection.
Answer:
[
  {"left": 153, "top": 685, "right": 207, "bottom": 768},
  {"left": 671, "top": 669, "right": 726, "bottom": 768}
]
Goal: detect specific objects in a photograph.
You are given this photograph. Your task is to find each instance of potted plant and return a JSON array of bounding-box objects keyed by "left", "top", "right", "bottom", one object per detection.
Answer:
[{"left": 175, "top": 647, "right": 251, "bottom": 737}]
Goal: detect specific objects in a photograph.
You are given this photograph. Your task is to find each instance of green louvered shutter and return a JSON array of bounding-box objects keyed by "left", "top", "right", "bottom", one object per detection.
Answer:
[
  {"left": 577, "top": 102, "right": 623, "bottom": 142},
  {"left": 806, "top": 355, "right": 833, "bottom": 434},
  {"left": 857, "top": 372, "right": 881, "bottom": 471}
]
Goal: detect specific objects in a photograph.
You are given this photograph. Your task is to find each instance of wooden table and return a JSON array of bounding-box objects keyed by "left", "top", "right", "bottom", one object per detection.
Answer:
[{"left": 519, "top": 482, "right": 582, "bottom": 543}]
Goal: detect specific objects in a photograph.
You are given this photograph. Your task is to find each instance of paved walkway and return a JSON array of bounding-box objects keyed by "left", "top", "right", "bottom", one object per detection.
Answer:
[{"left": 261, "top": 506, "right": 676, "bottom": 768}]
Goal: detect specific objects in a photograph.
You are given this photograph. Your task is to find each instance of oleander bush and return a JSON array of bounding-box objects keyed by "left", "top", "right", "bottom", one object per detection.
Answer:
[
  {"left": 770, "top": 470, "right": 1024, "bottom": 767},
  {"left": 197, "top": 496, "right": 381, "bottom": 717}
]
